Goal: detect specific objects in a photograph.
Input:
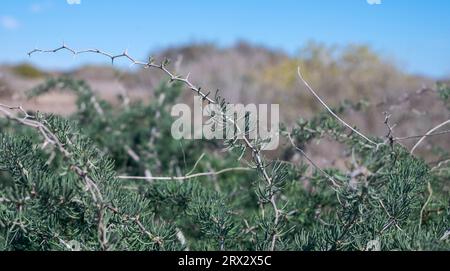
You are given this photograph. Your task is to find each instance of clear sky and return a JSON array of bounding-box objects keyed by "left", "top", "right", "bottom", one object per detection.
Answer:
[{"left": 0, "top": 0, "right": 449, "bottom": 78}]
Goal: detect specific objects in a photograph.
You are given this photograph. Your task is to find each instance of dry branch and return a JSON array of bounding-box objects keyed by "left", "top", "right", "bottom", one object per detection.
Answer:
[
  {"left": 119, "top": 167, "right": 252, "bottom": 181},
  {"left": 286, "top": 133, "right": 340, "bottom": 189},
  {"left": 297, "top": 67, "right": 377, "bottom": 147},
  {"left": 411, "top": 119, "right": 450, "bottom": 154},
  {"left": 28, "top": 44, "right": 284, "bottom": 250}
]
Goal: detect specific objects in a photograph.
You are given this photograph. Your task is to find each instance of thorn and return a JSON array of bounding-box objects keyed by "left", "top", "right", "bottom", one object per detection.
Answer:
[
  {"left": 214, "top": 89, "right": 220, "bottom": 99},
  {"left": 202, "top": 91, "right": 211, "bottom": 101},
  {"left": 148, "top": 56, "right": 154, "bottom": 65},
  {"left": 162, "top": 57, "right": 170, "bottom": 67}
]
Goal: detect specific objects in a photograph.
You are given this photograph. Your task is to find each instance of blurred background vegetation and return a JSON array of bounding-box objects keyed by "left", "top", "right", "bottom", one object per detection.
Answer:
[{"left": 1, "top": 41, "right": 448, "bottom": 166}]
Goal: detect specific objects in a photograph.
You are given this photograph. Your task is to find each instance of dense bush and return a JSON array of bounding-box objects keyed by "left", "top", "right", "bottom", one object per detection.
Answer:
[{"left": 0, "top": 72, "right": 449, "bottom": 251}]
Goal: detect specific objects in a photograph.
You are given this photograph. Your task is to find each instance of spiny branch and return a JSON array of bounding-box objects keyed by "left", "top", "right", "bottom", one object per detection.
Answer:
[
  {"left": 27, "top": 44, "right": 272, "bottom": 187},
  {"left": 28, "top": 43, "right": 283, "bottom": 250},
  {"left": 28, "top": 43, "right": 216, "bottom": 104}
]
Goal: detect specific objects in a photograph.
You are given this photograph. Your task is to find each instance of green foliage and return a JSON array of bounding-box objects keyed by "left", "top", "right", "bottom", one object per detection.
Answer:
[
  {"left": 437, "top": 82, "right": 450, "bottom": 109},
  {"left": 0, "top": 77, "right": 448, "bottom": 251},
  {"left": 12, "top": 63, "right": 45, "bottom": 79},
  {"left": 0, "top": 116, "right": 183, "bottom": 251}
]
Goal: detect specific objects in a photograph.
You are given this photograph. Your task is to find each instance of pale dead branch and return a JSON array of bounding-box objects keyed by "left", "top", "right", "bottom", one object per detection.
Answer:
[
  {"left": 411, "top": 119, "right": 450, "bottom": 154},
  {"left": 297, "top": 67, "right": 377, "bottom": 147}
]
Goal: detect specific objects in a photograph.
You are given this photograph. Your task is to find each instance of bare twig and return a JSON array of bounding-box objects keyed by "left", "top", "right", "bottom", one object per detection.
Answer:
[
  {"left": 431, "top": 159, "right": 450, "bottom": 172},
  {"left": 297, "top": 67, "right": 377, "bottom": 147},
  {"left": 395, "top": 130, "right": 450, "bottom": 141},
  {"left": 379, "top": 199, "right": 402, "bottom": 233},
  {"left": 383, "top": 112, "right": 396, "bottom": 149},
  {"left": 411, "top": 119, "right": 450, "bottom": 154},
  {"left": 286, "top": 133, "right": 340, "bottom": 189},
  {"left": 118, "top": 167, "right": 252, "bottom": 181},
  {"left": 186, "top": 153, "right": 206, "bottom": 176},
  {"left": 419, "top": 181, "right": 433, "bottom": 230},
  {"left": 133, "top": 216, "right": 162, "bottom": 246}
]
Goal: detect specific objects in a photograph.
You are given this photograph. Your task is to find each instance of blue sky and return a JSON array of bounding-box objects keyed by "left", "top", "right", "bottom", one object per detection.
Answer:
[{"left": 0, "top": 0, "right": 449, "bottom": 78}]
